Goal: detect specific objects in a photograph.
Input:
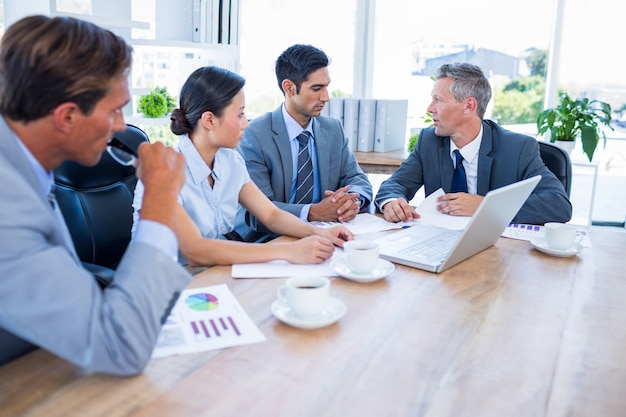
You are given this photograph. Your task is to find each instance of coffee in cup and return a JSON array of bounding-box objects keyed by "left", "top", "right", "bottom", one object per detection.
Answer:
[
  {"left": 277, "top": 276, "right": 330, "bottom": 317},
  {"left": 343, "top": 240, "right": 379, "bottom": 275},
  {"left": 544, "top": 222, "right": 581, "bottom": 250}
]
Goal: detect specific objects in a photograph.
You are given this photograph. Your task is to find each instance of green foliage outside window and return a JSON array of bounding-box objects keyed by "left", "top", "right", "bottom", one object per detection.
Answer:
[
  {"left": 527, "top": 49, "right": 548, "bottom": 77},
  {"left": 331, "top": 89, "right": 350, "bottom": 97},
  {"left": 491, "top": 50, "right": 547, "bottom": 125},
  {"left": 142, "top": 125, "right": 179, "bottom": 147},
  {"left": 492, "top": 76, "right": 545, "bottom": 125}
]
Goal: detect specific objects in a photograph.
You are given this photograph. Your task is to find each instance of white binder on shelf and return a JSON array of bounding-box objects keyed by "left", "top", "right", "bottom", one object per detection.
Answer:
[
  {"left": 374, "top": 99, "right": 409, "bottom": 152},
  {"left": 229, "top": 0, "right": 239, "bottom": 45},
  {"left": 328, "top": 97, "right": 344, "bottom": 125},
  {"left": 342, "top": 98, "right": 360, "bottom": 151},
  {"left": 357, "top": 99, "right": 377, "bottom": 152},
  {"left": 217, "top": 0, "right": 232, "bottom": 44},
  {"left": 209, "top": 0, "right": 220, "bottom": 43},
  {"left": 192, "top": 0, "right": 202, "bottom": 42},
  {"left": 319, "top": 102, "right": 330, "bottom": 117}
]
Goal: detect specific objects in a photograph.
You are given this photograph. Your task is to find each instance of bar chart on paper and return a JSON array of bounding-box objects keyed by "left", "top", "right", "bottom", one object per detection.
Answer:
[
  {"left": 152, "top": 284, "right": 265, "bottom": 358},
  {"left": 190, "top": 316, "right": 241, "bottom": 340}
]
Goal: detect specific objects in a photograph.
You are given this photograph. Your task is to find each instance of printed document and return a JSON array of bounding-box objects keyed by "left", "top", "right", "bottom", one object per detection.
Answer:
[
  {"left": 152, "top": 284, "right": 265, "bottom": 358},
  {"left": 311, "top": 213, "right": 405, "bottom": 234}
]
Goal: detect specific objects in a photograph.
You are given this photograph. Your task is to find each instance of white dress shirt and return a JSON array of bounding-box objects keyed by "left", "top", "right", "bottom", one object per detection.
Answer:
[{"left": 450, "top": 125, "right": 483, "bottom": 195}]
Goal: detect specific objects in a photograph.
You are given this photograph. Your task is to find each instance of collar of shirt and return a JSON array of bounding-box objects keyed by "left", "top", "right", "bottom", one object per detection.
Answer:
[
  {"left": 281, "top": 103, "right": 321, "bottom": 208},
  {"left": 281, "top": 103, "right": 315, "bottom": 141},
  {"left": 450, "top": 124, "right": 483, "bottom": 194},
  {"left": 14, "top": 130, "right": 54, "bottom": 195},
  {"left": 178, "top": 134, "right": 220, "bottom": 184},
  {"left": 449, "top": 124, "right": 483, "bottom": 165}
]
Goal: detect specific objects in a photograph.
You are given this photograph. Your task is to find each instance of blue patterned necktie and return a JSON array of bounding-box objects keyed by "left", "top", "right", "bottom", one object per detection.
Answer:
[
  {"left": 295, "top": 131, "right": 314, "bottom": 204},
  {"left": 451, "top": 149, "right": 468, "bottom": 193}
]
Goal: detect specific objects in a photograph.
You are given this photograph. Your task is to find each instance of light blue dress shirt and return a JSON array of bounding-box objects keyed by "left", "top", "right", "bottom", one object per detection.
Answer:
[
  {"left": 177, "top": 134, "right": 251, "bottom": 238},
  {"left": 133, "top": 134, "right": 251, "bottom": 264}
]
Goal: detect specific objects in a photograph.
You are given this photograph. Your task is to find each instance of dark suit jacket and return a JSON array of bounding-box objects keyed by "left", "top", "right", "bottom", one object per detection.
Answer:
[
  {"left": 374, "top": 120, "right": 572, "bottom": 224},
  {"left": 236, "top": 106, "right": 373, "bottom": 241}
]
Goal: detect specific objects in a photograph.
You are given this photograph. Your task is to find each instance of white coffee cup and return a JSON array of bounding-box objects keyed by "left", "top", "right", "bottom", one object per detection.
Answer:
[
  {"left": 277, "top": 276, "right": 330, "bottom": 317},
  {"left": 544, "top": 222, "right": 582, "bottom": 250},
  {"left": 343, "top": 240, "right": 380, "bottom": 275}
]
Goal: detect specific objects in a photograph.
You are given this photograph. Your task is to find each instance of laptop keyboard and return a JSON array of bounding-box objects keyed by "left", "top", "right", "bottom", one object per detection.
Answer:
[{"left": 399, "top": 230, "right": 460, "bottom": 261}]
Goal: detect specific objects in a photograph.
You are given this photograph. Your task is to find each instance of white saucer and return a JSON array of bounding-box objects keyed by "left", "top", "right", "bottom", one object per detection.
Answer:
[
  {"left": 271, "top": 297, "right": 347, "bottom": 330},
  {"left": 330, "top": 257, "right": 395, "bottom": 283},
  {"left": 530, "top": 237, "right": 583, "bottom": 257}
]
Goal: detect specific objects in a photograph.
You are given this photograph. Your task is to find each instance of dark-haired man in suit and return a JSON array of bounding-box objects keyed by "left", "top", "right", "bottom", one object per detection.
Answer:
[{"left": 236, "top": 44, "right": 372, "bottom": 242}]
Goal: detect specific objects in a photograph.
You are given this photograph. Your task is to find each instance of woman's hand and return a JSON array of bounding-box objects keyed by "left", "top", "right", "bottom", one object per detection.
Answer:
[
  {"left": 317, "top": 225, "right": 353, "bottom": 247},
  {"left": 283, "top": 236, "right": 337, "bottom": 264}
]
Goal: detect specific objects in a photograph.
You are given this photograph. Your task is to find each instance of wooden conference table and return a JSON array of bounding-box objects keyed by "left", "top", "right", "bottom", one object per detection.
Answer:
[{"left": 1, "top": 227, "right": 626, "bottom": 417}]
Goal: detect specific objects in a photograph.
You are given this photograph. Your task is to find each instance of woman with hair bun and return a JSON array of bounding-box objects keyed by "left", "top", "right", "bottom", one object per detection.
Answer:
[{"left": 133, "top": 66, "right": 352, "bottom": 267}]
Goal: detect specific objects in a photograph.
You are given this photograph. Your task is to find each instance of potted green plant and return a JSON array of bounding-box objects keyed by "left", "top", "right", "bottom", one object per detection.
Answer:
[
  {"left": 536, "top": 91, "right": 613, "bottom": 162},
  {"left": 407, "top": 133, "right": 418, "bottom": 153},
  {"left": 407, "top": 111, "right": 434, "bottom": 152},
  {"left": 154, "top": 86, "right": 177, "bottom": 114},
  {"left": 138, "top": 86, "right": 176, "bottom": 118}
]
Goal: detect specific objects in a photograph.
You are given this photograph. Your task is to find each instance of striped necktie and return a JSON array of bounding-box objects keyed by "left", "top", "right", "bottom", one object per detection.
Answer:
[
  {"left": 295, "top": 131, "right": 314, "bottom": 204},
  {"left": 451, "top": 149, "right": 468, "bottom": 193}
]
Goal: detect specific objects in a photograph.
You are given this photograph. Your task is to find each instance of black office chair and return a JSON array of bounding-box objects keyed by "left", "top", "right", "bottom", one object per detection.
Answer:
[
  {"left": 54, "top": 124, "right": 149, "bottom": 287},
  {"left": 538, "top": 141, "right": 572, "bottom": 197}
]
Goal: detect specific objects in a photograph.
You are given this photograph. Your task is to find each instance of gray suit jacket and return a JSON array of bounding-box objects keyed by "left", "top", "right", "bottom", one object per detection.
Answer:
[
  {"left": 375, "top": 120, "right": 572, "bottom": 224},
  {"left": 236, "top": 107, "right": 372, "bottom": 241},
  {"left": 0, "top": 117, "right": 191, "bottom": 375}
]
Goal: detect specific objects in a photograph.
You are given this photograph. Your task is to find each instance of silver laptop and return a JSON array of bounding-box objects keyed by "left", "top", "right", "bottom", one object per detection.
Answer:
[{"left": 375, "top": 175, "right": 541, "bottom": 273}]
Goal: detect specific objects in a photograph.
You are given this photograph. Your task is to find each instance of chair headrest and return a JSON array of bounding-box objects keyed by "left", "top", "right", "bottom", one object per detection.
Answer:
[{"left": 54, "top": 124, "right": 149, "bottom": 189}]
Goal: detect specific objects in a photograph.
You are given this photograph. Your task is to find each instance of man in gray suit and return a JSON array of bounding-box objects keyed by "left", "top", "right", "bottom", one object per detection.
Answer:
[
  {"left": 0, "top": 15, "right": 190, "bottom": 375},
  {"left": 375, "top": 62, "right": 572, "bottom": 225},
  {"left": 236, "top": 44, "right": 372, "bottom": 242}
]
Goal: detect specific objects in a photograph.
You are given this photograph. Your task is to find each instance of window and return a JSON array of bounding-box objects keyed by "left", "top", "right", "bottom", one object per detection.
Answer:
[
  {"left": 370, "top": 0, "right": 625, "bottom": 225},
  {"left": 373, "top": 0, "right": 553, "bottom": 130},
  {"left": 556, "top": 0, "right": 626, "bottom": 225},
  {"left": 238, "top": 0, "right": 357, "bottom": 119},
  {"left": 1, "top": 0, "right": 624, "bottom": 225}
]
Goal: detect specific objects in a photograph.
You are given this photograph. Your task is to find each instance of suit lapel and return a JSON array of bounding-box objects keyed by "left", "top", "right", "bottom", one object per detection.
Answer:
[
  {"left": 0, "top": 117, "right": 44, "bottom": 204},
  {"left": 313, "top": 119, "right": 330, "bottom": 192},
  {"left": 439, "top": 138, "right": 453, "bottom": 191},
  {"left": 0, "top": 117, "right": 80, "bottom": 264},
  {"left": 270, "top": 108, "right": 294, "bottom": 200},
  {"left": 477, "top": 121, "right": 494, "bottom": 195}
]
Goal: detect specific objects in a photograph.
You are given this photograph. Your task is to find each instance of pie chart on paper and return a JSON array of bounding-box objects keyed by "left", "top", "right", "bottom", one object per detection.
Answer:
[{"left": 185, "top": 293, "right": 219, "bottom": 312}]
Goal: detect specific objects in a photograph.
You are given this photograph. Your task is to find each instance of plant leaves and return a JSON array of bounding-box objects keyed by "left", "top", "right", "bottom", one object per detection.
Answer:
[{"left": 580, "top": 125, "right": 598, "bottom": 162}]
